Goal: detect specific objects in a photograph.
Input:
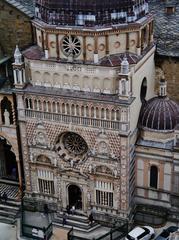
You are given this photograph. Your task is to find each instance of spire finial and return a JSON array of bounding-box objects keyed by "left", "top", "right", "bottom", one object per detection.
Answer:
[
  {"left": 121, "top": 54, "right": 129, "bottom": 74},
  {"left": 159, "top": 77, "right": 167, "bottom": 97},
  {"left": 14, "top": 45, "right": 22, "bottom": 64}
]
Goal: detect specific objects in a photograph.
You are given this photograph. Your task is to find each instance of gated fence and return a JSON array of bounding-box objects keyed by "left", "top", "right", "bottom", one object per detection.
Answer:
[
  {"left": 68, "top": 221, "right": 128, "bottom": 240},
  {"left": 21, "top": 201, "right": 53, "bottom": 240}
]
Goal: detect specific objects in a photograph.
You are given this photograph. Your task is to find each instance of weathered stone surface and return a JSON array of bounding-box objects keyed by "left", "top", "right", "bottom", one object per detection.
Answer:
[{"left": 0, "top": 0, "right": 33, "bottom": 56}]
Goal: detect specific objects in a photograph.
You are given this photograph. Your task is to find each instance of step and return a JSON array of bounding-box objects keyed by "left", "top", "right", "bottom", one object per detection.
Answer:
[
  {"left": 53, "top": 221, "right": 101, "bottom": 233},
  {"left": 54, "top": 217, "right": 90, "bottom": 229},
  {"left": 0, "top": 179, "right": 19, "bottom": 186},
  {"left": 57, "top": 212, "right": 89, "bottom": 224},
  {"left": 0, "top": 209, "right": 17, "bottom": 218},
  {"left": 0, "top": 203, "right": 20, "bottom": 212},
  {"left": 53, "top": 213, "right": 99, "bottom": 231},
  {"left": 0, "top": 200, "right": 21, "bottom": 208},
  {"left": 0, "top": 216, "right": 16, "bottom": 224}
]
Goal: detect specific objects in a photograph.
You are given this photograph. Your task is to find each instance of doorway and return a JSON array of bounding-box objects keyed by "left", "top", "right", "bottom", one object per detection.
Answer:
[
  {"left": 0, "top": 137, "right": 18, "bottom": 181},
  {"left": 68, "top": 184, "right": 82, "bottom": 210}
]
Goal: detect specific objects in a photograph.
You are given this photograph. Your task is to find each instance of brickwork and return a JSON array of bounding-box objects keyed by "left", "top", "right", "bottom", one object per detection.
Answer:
[{"left": 0, "top": 0, "right": 33, "bottom": 56}]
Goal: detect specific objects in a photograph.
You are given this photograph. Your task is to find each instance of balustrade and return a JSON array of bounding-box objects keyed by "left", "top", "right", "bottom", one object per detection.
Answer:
[{"left": 25, "top": 109, "right": 129, "bottom": 132}]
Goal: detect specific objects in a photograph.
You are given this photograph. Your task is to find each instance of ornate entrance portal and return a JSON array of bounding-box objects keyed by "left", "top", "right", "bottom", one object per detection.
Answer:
[
  {"left": 68, "top": 185, "right": 82, "bottom": 210},
  {"left": 0, "top": 138, "right": 18, "bottom": 181}
]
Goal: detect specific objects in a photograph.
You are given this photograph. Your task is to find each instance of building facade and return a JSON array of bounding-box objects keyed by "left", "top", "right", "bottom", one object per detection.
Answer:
[
  {"left": 14, "top": 0, "right": 156, "bottom": 222},
  {"left": 0, "top": 0, "right": 178, "bottom": 226},
  {"left": 149, "top": 0, "right": 179, "bottom": 103}
]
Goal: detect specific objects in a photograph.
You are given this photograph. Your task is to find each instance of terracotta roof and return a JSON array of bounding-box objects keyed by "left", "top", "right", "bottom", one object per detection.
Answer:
[
  {"left": 23, "top": 45, "right": 44, "bottom": 60},
  {"left": 139, "top": 96, "right": 179, "bottom": 131},
  {"left": 99, "top": 52, "right": 140, "bottom": 67},
  {"left": 23, "top": 45, "right": 144, "bottom": 67},
  {"left": 4, "top": 0, "right": 34, "bottom": 18}
]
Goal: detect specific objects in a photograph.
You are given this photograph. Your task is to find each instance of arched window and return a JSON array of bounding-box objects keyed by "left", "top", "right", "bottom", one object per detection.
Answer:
[
  {"left": 150, "top": 165, "right": 158, "bottom": 189},
  {"left": 140, "top": 78, "right": 147, "bottom": 102}
]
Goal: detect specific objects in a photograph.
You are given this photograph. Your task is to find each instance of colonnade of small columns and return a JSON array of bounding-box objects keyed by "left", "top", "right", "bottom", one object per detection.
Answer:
[{"left": 25, "top": 97, "right": 128, "bottom": 122}]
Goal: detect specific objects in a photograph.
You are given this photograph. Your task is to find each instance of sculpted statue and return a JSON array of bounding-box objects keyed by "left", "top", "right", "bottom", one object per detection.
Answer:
[{"left": 4, "top": 109, "right": 10, "bottom": 126}]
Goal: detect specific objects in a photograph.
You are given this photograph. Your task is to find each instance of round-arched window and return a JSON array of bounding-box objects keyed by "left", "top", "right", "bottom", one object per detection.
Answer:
[
  {"left": 63, "top": 132, "right": 88, "bottom": 155},
  {"left": 140, "top": 78, "right": 147, "bottom": 102}
]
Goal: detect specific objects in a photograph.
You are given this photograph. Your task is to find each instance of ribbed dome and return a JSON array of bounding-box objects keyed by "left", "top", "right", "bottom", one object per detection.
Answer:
[
  {"left": 35, "top": 0, "right": 149, "bottom": 26},
  {"left": 139, "top": 96, "right": 179, "bottom": 131}
]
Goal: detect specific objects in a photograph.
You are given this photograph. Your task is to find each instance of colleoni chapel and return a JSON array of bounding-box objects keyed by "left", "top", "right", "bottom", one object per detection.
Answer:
[{"left": 0, "top": 0, "right": 179, "bottom": 225}]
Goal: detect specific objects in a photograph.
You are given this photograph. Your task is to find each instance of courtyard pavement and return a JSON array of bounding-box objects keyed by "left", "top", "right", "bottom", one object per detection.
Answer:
[
  {"left": 0, "top": 216, "right": 178, "bottom": 240},
  {"left": 0, "top": 222, "right": 16, "bottom": 240}
]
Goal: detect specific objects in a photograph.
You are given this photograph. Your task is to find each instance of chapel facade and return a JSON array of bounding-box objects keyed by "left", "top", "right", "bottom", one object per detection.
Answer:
[{"left": 13, "top": 0, "right": 157, "bottom": 223}]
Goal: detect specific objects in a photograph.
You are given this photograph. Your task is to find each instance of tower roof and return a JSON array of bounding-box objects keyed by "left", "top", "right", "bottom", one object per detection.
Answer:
[{"left": 35, "top": 0, "right": 149, "bottom": 27}]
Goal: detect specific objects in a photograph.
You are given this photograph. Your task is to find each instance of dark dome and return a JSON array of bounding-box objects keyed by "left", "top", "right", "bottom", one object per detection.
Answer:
[
  {"left": 35, "top": 0, "right": 149, "bottom": 26},
  {"left": 139, "top": 96, "right": 179, "bottom": 131}
]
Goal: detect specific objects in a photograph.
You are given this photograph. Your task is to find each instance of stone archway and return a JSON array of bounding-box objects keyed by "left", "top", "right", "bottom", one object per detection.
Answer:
[
  {"left": 68, "top": 184, "right": 82, "bottom": 210},
  {"left": 0, "top": 137, "right": 18, "bottom": 181}
]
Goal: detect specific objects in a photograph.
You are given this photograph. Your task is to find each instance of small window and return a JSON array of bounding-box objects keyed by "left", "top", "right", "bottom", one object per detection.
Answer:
[
  {"left": 150, "top": 165, "right": 158, "bottom": 189},
  {"left": 140, "top": 78, "right": 147, "bottom": 102},
  {"left": 166, "top": 7, "right": 175, "bottom": 14}
]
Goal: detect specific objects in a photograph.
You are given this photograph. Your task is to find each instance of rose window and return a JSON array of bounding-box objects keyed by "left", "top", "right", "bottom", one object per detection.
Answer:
[
  {"left": 62, "top": 35, "right": 81, "bottom": 58},
  {"left": 63, "top": 132, "right": 88, "bottom": 155}
]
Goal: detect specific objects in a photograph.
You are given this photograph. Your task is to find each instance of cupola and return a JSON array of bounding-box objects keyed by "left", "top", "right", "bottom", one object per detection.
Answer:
[{"left": 139, "top": 79, "right": 179, "bottom": 131}]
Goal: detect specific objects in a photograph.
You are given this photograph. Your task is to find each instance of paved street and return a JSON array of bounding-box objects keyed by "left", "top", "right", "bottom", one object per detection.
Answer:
[
  {"left": 0, "top": 223, "right": 16, "bottom": 240},
  {"left": 0, "top": 220, "right": 178, "bottom": 240},
  {"left": 51, "top": 228, "right": 68, "bottom": 240}
]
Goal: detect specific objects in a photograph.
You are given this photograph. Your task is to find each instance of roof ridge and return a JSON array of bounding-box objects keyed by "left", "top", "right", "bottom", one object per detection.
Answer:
[{"left": 4, "top": 0, "right": 34, "bottom": 18}]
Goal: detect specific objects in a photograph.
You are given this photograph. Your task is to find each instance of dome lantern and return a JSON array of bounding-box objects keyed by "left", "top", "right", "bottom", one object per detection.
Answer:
[
  {"left": 121, "top": 56, "right": 129, "bottom": 74},
  {"left": 35, "top": 0, "right": 149, "bottom": 27},
  {"left": 159, "top": 78, "right": 167, "bottom": 97}
]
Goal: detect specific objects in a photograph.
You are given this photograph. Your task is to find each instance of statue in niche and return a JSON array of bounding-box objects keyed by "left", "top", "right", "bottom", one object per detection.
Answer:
[
  {"left": 87, "top": 192, "right": 91, "bottom": 203},
  {"left": 54, "top": 157, "right": 57, "bottom": 166},
  {"left": 4, "top": 109, "right": 10, "bottom": 126},
  {"left": 80, "top": 167, "right": 83, "bottom": 174},
  {"left": 98, "top": 141, "right": 109, "bottom": 155},
  {"left": 36, "top": 132, "right": 47, "bottom": 145},
  {"left": 30, "top": 153, "right": 34, "bottom": 162},
  {"left": 70, "top": 159, "right": 74, "bottom": 168},
  {"left": 61, "top": 163, "right": 64, "bottom": 170},
  {"left": 113, "top": 169, "right": 118, "bottom": 178},
  {"left": 89, "top": 164, "right": 93, "bottom": 173}
]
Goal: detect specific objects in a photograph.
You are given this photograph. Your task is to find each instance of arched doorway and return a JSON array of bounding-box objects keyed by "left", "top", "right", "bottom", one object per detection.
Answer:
[
  {"left": 0, "top": 137, "right": 18, "bottom": 181},
  {"left": 68, "top": 185, "right": 82, "bottom": 210}
]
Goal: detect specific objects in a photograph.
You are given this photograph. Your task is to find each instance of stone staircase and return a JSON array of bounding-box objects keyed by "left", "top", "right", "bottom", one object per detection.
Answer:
[
  {"left": 52, "top": 211, "right": 101, "bottom": 232},
  {"left": 0, "top": 182, "right": 21, "bottom": 224},
  {"left": 0, "top": 199, "right": 21, "bottom": 224}
]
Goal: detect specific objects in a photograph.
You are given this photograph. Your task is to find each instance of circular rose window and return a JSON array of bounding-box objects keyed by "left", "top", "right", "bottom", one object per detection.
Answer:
[
  {"left": 61, "top": 35, "right": 81, "bottom": 58},
  {"left": 63, "top": 132, "right": 88, "bottom": 155}
]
